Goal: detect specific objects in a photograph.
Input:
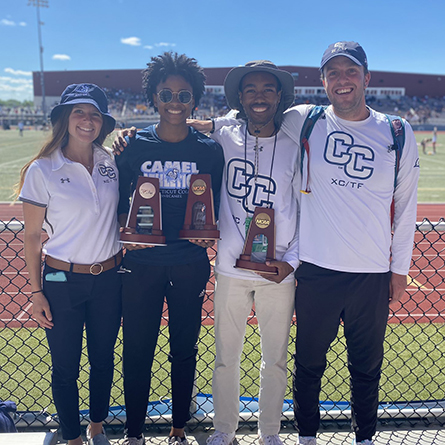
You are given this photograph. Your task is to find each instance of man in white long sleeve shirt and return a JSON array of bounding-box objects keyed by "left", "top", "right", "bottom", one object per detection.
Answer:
[
  {"left": 204, "top": 61, "right": 300, "bottom": 445},
  {"left": 280, "top": 42, "right": 420, "bottom": 445}
]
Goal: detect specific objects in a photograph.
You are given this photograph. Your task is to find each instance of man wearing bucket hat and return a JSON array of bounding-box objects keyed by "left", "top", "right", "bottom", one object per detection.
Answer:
[
  {"left": 277, "top": 41, "right": 419, "bottom": 445},
  {"left": 222, "top": 60, "right": 295, "bottom": 131},
  {"left": 202, "top": 61, "right": 300, "bottom": 445}
]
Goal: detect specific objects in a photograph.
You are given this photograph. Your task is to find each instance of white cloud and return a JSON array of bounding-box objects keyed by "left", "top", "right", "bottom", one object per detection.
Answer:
[
  {"left": 1, "top": 19, "right": 16, "bottom": 26},
  {"left": 144, "top": 45, "right": 153, "bottom": 50},
  {"left": 0, "top": 84, "right": 31, "bottom": 91},
  {"left": 4, "top": 68, "right": 32, "bottom": 76},
  {"left": 0, "top": 76, "right": 32, "bottom": 85},
  {"left": 52, "top": 54, "right": 71, "bottom": 61},
  {"left": 155, "top": 42, "right": 176, "bottom": 47},
  {"left": 121, "top": 37, "right": 141, "bottom": 46},
  {"left": 19, "top": 22, "right": 27, "bottom": 27},
  {"left": 0, "top": 76, "right": 33, "bottom": 101}
]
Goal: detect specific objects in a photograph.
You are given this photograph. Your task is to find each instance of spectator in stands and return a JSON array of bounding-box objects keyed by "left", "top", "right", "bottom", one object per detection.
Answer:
[
  {"left": 115, "top": 52, "right": 224, "bottom": 445},
  {"left": 17, "top": 83, "right": 122, "bottom": 445},
  {"left": 279, "top": 41, "right": 420, "bottom": 445}
]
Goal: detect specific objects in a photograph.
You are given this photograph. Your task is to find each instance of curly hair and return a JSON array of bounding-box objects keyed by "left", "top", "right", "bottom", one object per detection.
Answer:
[{"left": 142, "top": 52, "right": 206, "bottom": 110}]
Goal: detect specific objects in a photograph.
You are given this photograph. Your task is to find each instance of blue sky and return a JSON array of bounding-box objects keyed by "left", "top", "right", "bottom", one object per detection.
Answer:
[{"left": 1, "top": 0, "right": 444, "bottom": 102}]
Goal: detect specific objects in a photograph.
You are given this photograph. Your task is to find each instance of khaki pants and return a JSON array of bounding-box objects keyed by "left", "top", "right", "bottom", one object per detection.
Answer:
[{"left": 212, "top": 273, "right": 295, "bottom": 435}]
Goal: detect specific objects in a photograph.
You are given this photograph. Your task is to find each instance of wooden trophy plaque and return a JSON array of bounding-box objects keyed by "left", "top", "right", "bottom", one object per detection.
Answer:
[
  {"left": 120, "top": 176, "right": 166, "bottom": 246},
  {"left": 179, "top": 174, "right": 220, "bottom": 240},
  {"left": 235, "top": 207, "right": 278, "bottom": 275}
]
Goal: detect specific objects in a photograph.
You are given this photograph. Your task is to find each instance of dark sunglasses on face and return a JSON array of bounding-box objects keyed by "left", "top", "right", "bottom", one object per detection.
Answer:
[{"left": 157, "top": 89, "right": 193, "bottom": 104}]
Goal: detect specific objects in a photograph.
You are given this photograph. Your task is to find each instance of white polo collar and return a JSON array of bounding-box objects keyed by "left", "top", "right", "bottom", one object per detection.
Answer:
[
  {"left": 50, "top": 144, "right": 111, "bottom": 172},
  {"left": 50, "top": 147, "right": 67, "bottom": 172}
]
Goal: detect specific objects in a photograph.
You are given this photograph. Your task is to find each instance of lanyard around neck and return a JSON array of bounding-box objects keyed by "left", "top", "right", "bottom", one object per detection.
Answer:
[{"left": 244, "top": 124, "right": 277, "bottom": 205}]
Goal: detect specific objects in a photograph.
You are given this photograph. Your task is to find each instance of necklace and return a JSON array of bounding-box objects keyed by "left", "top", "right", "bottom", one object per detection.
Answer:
[
  {"left": 63, "top": 148, "right": 94, "bottom": 173},
  {"left": 244, "top": 125, "right": 277, "bottom": 188},
  {"left": 250, "top": 115, "right": 275, "bottom": 155}
]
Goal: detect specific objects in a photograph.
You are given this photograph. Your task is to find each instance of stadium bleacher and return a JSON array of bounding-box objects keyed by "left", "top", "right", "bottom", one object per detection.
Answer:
[{"left": 2, "top": 92, "right": 445, "bottom": 129}]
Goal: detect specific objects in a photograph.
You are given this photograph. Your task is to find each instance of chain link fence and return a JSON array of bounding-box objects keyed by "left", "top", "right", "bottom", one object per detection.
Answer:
[{"left": 0, "top": 218, "right": 444, "bottom": 437}]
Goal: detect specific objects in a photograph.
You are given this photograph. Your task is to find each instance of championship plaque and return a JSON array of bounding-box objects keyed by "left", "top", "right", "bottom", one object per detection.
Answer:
[
  {"left": 235, "top": 207, "right": 278, "bottom": 275},
  {"left": 120, "top": 176, "right": 166, "bottom": 246},
  {"left": 179, "top": 174, "right": 220, "bottom": 240}
]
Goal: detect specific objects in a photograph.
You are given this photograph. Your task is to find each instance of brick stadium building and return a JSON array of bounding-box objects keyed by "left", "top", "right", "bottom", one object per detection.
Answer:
[{"left": 33, "top": 66, "right": 445, "bottom": 109}]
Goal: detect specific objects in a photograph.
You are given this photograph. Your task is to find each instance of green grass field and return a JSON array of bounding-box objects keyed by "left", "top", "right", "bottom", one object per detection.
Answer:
[
  {"left": 1, "top": 324, "right": 444, "bottom": 414},
  {"left": 0, "top": 129, "right": 118, "bottom": 202},
  {"left": 0, "top": 128, "right": 444, "bottom": 203}
]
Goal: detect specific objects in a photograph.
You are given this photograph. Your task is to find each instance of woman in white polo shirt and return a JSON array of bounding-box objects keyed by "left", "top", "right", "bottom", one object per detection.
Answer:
[{"left": 17, "top": 84, "right": 121, "bottom": 445}]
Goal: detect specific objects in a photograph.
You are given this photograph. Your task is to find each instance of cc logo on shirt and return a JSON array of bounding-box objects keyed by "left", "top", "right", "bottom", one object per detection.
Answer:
[
  {"left": 324, "top": 131, "right": 374, "bottom": 180},
  {"left": 226, "top": 158, "right": 276, "bottom": 214},
  {"left": 98, "top": 164, "right": 117, "bottom": 179}
]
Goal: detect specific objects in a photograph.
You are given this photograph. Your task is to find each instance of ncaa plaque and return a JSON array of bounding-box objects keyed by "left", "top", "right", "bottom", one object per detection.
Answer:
[
  {"left": 120, "top": 176, "right": 166, "bottom": 246},
  {"left": 179, "top": 173, "right": 220, "bottom": 240},
  {"left": 235, "top": 207, "right": 278, "bottom": 275}
]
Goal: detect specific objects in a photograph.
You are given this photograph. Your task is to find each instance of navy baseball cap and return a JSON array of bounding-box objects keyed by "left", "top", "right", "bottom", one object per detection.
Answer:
[
  {"left": 50, "top": 83, "right": 116, "bottom": 131},
  {"left": 320, "top": 41, "right": 368, "bottom": 71}
]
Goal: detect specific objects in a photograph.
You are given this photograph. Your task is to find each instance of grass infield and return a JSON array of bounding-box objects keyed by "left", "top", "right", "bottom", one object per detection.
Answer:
[
  {"left": 0, "top": 128, "right": 444, "bottom": 203},
  {"left": 1, "top": 324, "right": 444, "bottom": 415}
]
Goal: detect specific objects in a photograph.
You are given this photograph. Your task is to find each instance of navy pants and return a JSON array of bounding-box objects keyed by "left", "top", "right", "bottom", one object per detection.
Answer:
[
  {"left": 293, "top": 262, "right": 390, "bottom": 442},
  {"left": 122, "top": 257, "right": 210, "bottom": 437},
  {"left": 43, "top": 264, "right": 122, "bottom": 440}
]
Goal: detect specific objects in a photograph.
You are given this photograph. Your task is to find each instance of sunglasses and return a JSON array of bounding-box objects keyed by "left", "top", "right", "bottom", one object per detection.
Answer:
[{"left": 157, "top": 89, "right": 193, "bottom": 104}]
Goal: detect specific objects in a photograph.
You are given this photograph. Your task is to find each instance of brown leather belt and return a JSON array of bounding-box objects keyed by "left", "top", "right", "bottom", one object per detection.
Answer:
[{"left": 45, "top": 251, "right": 123, "bottom": 275}]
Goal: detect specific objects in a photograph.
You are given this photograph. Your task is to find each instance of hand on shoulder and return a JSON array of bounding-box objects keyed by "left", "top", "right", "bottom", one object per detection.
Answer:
[{"left": 112, "top": 126, "right": 137, "bottom": 155}]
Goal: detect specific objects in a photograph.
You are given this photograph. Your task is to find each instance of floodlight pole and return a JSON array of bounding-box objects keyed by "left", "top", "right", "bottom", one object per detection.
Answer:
[{"left": 28, "top": 0, "right": 49, "bottom": 124}]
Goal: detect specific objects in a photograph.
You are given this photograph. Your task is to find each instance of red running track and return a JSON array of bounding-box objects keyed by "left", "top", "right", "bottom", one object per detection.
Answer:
[
  {"left": 2, "top": 202, "right": 442, "bottom": 221},
  {"left": 1, "top": 203, "right": 443, "bottom": 327}
]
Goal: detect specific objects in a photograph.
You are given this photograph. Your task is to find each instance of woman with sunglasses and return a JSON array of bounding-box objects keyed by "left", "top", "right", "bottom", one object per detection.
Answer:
[
  {"left": 17, "top": 84, "right": 121, "bottom": 445},
  {"left": 116, "top": 52, "right": 224, "bottom": 445}
]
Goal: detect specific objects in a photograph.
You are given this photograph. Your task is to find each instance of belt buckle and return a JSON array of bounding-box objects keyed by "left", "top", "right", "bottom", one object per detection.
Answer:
[{"left": 90, "top": 263, "right": 104, "bottom": 275}]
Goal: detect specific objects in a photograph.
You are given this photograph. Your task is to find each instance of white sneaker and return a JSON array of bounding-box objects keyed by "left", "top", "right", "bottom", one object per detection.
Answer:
[
  {"left": 206, "top": 430, "right": 236, "bottom": 445},
  {"left": 123, "top": 435, "right": 145, "bottom": 445},
  {"left": 299, "top": 437, "right": 317, "bottom": 445},
  {"left": 355, "top": 441, "right": 374, "bottom": 445},
  {"left": 259, "top": 434, "right": 283, "bottom": 445}
]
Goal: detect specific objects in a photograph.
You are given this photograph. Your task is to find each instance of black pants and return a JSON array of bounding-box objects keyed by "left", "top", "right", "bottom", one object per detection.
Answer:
[
  {"left": 293, "top": 262, "right": 390, "bottom": 442},
  {"left": 43, "top": 264, "right": 122, "bottom": 440},
  {"left": 122, "top": 257, "right": 210, "bottom": 437}
]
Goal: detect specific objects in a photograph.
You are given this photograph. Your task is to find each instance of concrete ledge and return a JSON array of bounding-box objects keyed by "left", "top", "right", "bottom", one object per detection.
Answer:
[{"left": 0, "top": 431, "right": 57, "bottom": 445}]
